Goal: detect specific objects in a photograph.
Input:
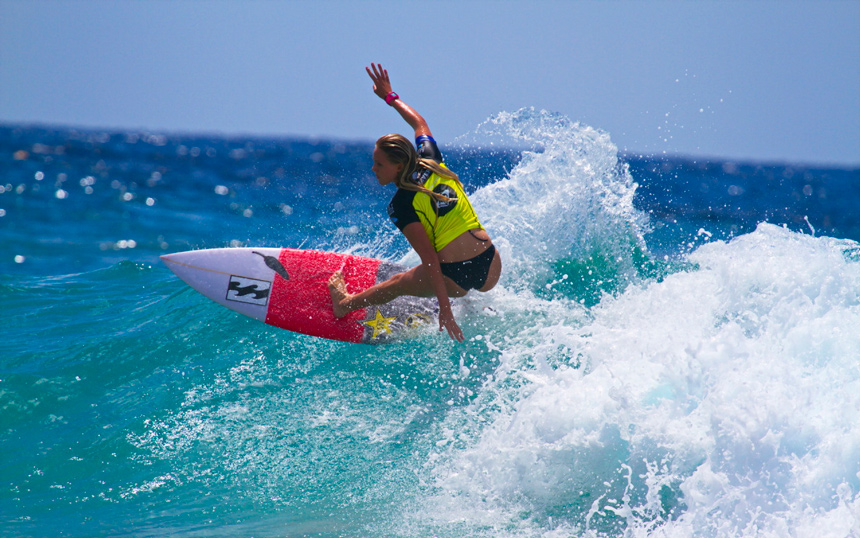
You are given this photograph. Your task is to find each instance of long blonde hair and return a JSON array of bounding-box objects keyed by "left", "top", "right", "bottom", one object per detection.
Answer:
[{"left": 375, "top": 134, "right": 461, "bottom": 203}]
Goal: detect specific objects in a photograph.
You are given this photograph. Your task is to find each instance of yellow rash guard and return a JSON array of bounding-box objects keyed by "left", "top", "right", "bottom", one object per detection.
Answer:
[{"left": 387, "top": 136, "right": 484, "bottom": 252}]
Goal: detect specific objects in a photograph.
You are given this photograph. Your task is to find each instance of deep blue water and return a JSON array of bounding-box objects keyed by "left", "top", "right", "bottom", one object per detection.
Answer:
[{"left": 2, "top": 109, "right": 860, "bottom": 537}]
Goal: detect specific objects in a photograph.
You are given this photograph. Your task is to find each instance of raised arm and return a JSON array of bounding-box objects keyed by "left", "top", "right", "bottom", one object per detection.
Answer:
[{"left": 366, "top": 63, "right": 432, "bottom": 139}]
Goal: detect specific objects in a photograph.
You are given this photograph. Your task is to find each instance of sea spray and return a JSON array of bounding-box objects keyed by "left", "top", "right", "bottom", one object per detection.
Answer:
[
  {"left": 463, "top": 108, "right": 650, "bottom": 303},
  {"left": 413, "top": 224, "right": 860, "bottom": 537},
  {"left": 3, "top": 120, "right": 858, "bottom": 537}
]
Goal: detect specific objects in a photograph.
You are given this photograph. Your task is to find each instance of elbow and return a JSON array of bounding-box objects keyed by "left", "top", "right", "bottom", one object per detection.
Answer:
[{"left": 412, "top": 119, "right": 430, "bottom": 137}]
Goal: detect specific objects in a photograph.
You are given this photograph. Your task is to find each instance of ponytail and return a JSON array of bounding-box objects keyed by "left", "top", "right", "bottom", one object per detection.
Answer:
[{"left": 375, "top": 134, "right": 462, "bottom": 204}]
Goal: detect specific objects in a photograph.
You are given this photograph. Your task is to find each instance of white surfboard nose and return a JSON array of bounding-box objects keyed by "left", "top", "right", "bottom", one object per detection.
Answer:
[{"left": 160, "top": 248, "right": 278, "bottom": 323}]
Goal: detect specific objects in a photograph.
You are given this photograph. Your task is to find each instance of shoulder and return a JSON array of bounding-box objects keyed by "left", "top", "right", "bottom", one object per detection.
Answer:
[
  {"left": 387, "top": 188, "right": 419, "bottom": 227},
  {"left": 390, "top": 187, "right": 418, "bottom": 205},
  {"left": 416, "top": 135, "right": 443, "bottom": 162}
]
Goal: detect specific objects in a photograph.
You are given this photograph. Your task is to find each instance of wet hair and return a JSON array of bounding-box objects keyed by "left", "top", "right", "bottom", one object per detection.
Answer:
[{"left": 375, "top": 134, "right": 461, "bottom": 204}]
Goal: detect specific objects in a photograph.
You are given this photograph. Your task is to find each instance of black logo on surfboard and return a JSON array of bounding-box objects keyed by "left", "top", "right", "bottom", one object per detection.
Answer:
[
  {"left": 226, "top": 275, "right": 271, "bottom": 306},
  {"left": 253, "top": 251, "right": 290, "bottom": 281}
]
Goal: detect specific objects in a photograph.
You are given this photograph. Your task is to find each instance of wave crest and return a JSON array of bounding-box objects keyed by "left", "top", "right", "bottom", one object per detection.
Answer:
[{"left": 464, "top": 108, "right": 650, "bottom": 298}]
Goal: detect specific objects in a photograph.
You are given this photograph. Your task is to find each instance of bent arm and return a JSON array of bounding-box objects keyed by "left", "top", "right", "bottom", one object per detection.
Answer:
[
  {"left": 366, "top": 63, "right": 432, "bottom": 139},
  {"left": 401, "top": 222, "right": 464, "bottom": 342}
]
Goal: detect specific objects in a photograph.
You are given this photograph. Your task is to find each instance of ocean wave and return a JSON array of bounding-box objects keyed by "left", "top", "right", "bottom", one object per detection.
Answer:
[
  {"left": 462, "top": 109, "right": 651, "bottom": 304},
  {"left": 411, "top": 223, "right": 860, "bottom": 537},
  {"left": 5, "top": 119, "right": 860, "bottom": 537}
]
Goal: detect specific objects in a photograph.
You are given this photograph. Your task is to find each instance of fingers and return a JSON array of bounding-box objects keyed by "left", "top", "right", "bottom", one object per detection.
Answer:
[
  {"left": 439, "top": 318, "right": 465, "bottom": 343},
  {"left": 452, "top": 329, "right": 465, "bottom": 343},
  {"left": 451, "top": 327, "right": 465, "bottom": 343},
  {"left": 366, "top": 64, "right": 378, "bottom": 80},
  {"left": 366, "top": 62, "right": 388, "bottom": 82}
]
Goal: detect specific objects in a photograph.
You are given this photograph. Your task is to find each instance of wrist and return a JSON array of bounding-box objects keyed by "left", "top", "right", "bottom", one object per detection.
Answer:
[{"left": 384, "top": 92, "right": 399, "bottom": 105}]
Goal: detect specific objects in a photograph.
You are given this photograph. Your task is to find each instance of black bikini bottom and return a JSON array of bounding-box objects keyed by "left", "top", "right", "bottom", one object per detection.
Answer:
[{"left": 439, "top": 244, "right": 496, "bottom": 291}]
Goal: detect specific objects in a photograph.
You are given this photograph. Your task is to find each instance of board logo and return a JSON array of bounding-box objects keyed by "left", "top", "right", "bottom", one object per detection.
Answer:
[
  {"left": 252, "top": 251, "right": 290, "bottom": 281},
  {"left": 226, "top": 275, "right": 271, "bottom": 306},
  {"left": 405, "top": 313, "right": 432, "bottom": 328}
]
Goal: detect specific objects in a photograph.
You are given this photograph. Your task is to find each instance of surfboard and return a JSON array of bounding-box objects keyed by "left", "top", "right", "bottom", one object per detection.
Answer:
[{"left": 160, "top": 248, "right": 438, "bottom": 344}]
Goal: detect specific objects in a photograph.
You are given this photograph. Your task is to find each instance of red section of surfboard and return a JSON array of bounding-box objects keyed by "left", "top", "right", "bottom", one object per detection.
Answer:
[{"left": 264, "top": 248, "right": 380, "bottom": 343}]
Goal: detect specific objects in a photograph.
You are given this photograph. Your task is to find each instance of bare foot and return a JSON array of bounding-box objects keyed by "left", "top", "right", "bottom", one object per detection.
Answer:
[{"left": 328, "top": 271, "right": 351, "bottom": 318}]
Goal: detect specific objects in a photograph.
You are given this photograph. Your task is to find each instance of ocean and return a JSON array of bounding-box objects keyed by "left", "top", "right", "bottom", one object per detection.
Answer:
[{"left": 2, "top": 108, "right": 859, "bottom": 537}]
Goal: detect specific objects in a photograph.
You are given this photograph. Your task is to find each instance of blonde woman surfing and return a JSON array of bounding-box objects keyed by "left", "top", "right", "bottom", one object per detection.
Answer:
[{"left": 329, "top": 63, "right": 502, "bottom": 342}]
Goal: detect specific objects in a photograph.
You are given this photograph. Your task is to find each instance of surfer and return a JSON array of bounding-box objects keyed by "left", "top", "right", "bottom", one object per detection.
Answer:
[{"left": 329, "top": 63, "right": 502, "bottom": 342}]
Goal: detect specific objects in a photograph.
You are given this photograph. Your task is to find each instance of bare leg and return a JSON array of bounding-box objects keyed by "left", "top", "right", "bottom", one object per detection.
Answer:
[{"left": 328, "top": 265, "right": 466, "bottom": 318}]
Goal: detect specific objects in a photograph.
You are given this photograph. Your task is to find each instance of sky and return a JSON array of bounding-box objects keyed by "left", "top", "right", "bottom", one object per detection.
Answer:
[{"left": 1, "top": 0, "right": 858, "bottom": 166}]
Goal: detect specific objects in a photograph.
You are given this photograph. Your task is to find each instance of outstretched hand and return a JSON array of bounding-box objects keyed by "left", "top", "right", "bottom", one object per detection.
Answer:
[
  {"left": 438, "top": 308, "right": 465, "bottom": 343},
  {"left": 366, "top": 63, "right": 393, "bottom": 100}
]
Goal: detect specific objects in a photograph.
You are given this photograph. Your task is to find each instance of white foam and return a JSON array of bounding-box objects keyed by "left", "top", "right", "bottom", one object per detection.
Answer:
[
  {"left": 420, "top": 223, "right": 860, "bottom": 536},
  {"left": 465, "top": 108, "right": 649, "bottom": 290}
]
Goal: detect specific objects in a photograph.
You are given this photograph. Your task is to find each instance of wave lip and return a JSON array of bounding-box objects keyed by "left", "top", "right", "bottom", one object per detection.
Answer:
[{"left": 464, "top": 108, "right": 649, "bottom": 299}]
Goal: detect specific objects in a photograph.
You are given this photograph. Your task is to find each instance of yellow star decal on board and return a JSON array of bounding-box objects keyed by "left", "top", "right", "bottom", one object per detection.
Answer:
[{"left": 361, "top": 308, "right": 397, "bottom": 339}]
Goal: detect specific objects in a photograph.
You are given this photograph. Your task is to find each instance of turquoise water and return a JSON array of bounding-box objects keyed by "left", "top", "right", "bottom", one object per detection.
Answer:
[{"left": 2, "top": 110, "right": 860, "bottom": 536}]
